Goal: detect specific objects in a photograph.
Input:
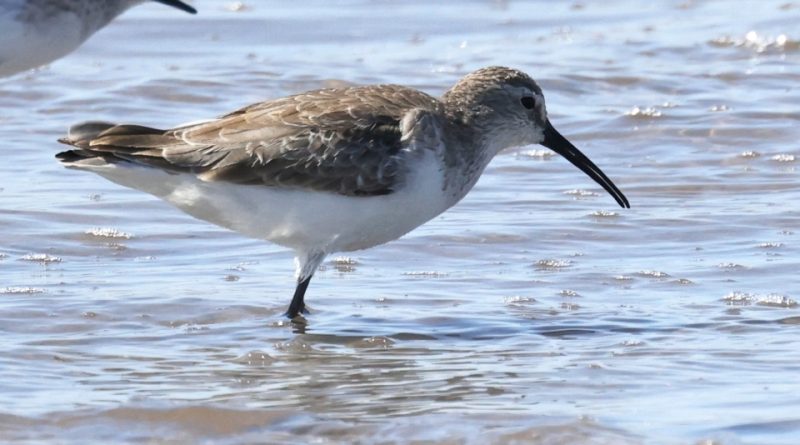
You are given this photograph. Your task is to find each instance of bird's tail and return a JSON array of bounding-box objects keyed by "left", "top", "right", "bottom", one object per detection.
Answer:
[{"left": 56, "top": 121, "right": 174, "bottom": 168}]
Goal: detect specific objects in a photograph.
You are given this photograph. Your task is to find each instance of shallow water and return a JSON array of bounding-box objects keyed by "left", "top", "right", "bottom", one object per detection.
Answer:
[{"left": 1, "top": 0, "right": 799, "bottom": 443}]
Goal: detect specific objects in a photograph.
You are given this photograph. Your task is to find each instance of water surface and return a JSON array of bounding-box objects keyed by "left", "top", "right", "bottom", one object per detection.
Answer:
[{"left": 1, "top": 1, "right": 799, "bottom": 443}]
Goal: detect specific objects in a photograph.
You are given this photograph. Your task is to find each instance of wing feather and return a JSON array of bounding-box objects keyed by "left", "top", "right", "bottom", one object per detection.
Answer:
[{"left": 58, "top": 85, "right": 444, "bottom": 196}]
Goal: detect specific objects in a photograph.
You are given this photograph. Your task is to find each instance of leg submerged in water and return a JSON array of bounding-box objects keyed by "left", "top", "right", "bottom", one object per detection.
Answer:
[
  {"left": 285, "top": 250, "right": 326, "bottom": 319},
  {"left": 286, "top": 275, "right": 312, "bottom": 318}
]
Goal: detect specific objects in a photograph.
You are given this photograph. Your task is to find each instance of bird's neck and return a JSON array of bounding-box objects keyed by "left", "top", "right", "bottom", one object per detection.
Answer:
[
  {"left": 36, "top": 0, "right": 136, "bottom": 37},
  {"left": 89, "top": 0, "right": 139, "bottom": 31},
  {"left": 438, "top": 114, "right": 497, "bottom": 204}
]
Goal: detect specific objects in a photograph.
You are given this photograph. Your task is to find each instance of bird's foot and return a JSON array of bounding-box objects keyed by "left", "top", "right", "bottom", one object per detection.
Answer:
[{"left": 284, "top": 305, "right": 310, "bottom": 319}]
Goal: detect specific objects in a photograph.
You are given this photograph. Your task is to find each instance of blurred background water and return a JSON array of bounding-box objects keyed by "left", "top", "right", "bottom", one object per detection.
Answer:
[{"left": 1, "top": 0, "right": 799, "bottom": 443}]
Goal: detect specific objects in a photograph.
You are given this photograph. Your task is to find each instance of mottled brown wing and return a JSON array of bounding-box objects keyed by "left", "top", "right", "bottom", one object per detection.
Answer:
[{"left": 78, "top": 85, "right": 443, "bottom": 196}]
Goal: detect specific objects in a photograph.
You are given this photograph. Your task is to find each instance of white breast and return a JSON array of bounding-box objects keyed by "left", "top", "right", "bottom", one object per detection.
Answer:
[{"left": 0, "top": 6, "right": 86, "bottom": 77}]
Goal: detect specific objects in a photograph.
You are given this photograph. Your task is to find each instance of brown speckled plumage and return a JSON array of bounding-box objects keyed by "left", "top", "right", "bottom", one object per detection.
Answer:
[{"left": 60, "top": 84, "right": 447, "bottom": 196}]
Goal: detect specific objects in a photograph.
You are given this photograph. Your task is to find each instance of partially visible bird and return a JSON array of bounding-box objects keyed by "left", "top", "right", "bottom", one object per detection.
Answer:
[
  {"left": 0, "top": 0, "right": 196, "bottom": 77},
  {"left": 57, "top": 66, "right": 630, "bottom": 319}
]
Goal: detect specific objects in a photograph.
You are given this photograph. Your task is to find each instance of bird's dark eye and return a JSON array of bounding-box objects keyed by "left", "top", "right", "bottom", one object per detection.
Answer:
[{"left": 520, "top": 96, "right": 536, "bottom": 109}]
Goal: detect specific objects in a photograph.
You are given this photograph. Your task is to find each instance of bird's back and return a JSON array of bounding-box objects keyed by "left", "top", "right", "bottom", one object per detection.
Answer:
[{"left": 58, "top": 84, "right": 447, "bottom": 197}]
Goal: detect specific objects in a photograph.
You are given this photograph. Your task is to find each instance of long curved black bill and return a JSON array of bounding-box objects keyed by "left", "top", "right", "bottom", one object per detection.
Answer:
[
  {"left": 152, "top": 0, "right": 197, "bottom": 14},
  {"left": 541, "top": 121, "right": 630, "bottom": 208}
]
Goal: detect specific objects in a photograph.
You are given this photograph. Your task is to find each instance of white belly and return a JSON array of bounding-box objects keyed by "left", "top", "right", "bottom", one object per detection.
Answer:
[
  {"left": 72, "top": 151, "right": 453, "bottom": 254},
  {"left": 0, "top": 7, "right": 85, "bottom": 77}
]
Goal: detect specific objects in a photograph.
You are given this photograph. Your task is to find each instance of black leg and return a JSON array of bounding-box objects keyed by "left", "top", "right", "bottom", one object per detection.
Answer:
[{"left": 285, "top": 275, "right": 312, "bottom": 319}]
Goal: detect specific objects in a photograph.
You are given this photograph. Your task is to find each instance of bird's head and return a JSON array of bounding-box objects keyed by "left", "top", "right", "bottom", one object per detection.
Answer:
[{"left": 444, "top": 66, "right": 630, "bottom": 209}]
